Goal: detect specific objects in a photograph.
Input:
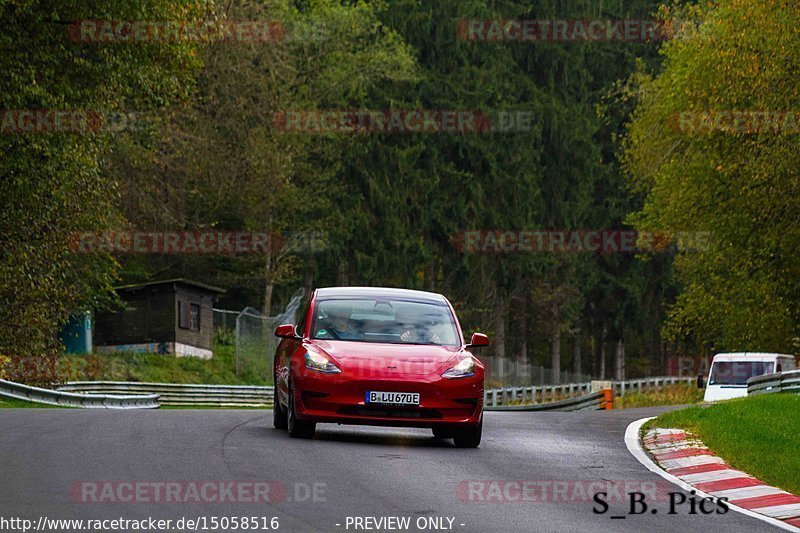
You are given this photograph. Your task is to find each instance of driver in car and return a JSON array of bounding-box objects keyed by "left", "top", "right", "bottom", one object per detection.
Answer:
[{"left": 317, "top": 304, "right": 362, "bottom": 340}]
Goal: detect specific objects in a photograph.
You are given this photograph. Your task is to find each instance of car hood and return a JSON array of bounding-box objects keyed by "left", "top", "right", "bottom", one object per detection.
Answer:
[{"left": 307, "top": 339, "right": 465, "bottom": 376}]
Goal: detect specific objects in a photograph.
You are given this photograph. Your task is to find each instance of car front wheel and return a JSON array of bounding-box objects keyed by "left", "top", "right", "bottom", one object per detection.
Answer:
[
  {"left": 452, "top": 419, "right": 482, "bottom": 448},
  {"left": 432, "top": 427, "right": 453, "bottom": 439},
  {"left": 273, "top": 374, "right": 288, "bottom": 430},
  {"left": 287, "top": 381, "right": 316, "bottom": 439}
]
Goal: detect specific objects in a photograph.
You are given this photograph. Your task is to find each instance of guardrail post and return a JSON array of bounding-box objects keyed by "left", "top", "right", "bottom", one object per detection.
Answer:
[
  {"left": 492, "top": 389, "right": 498, "bottom": 407},
  {"left": 603, "top": 389, "right": 614, "bottom": 410}
]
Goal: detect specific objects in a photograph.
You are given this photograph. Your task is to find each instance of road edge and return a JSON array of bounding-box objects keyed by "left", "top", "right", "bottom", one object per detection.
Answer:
[{"left": 624, "top": 417, "right": 799, "bottom": 532}]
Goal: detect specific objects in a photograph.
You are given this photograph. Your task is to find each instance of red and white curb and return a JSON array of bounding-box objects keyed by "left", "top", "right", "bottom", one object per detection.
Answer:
[{"left": 625, "top": 417, "right": 800, "bottom": 532}]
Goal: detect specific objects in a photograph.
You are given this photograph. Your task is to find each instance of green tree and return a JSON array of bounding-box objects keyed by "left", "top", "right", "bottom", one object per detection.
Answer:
[
  {"left": 624, "top": 0, "right": 800, "bottom": 353},
  {"left": 0, "top": 0, "right": 208, "bottom": 366}
]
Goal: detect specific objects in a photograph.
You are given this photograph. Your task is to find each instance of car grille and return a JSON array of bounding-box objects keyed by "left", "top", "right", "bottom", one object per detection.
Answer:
[{"left": 337, "top": 406, "right": 443, "bottom": 419}]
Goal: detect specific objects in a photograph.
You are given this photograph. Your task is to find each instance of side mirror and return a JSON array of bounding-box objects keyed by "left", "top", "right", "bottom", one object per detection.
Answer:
[
  {"left": 697, "top": 373, "right": 705, "bottom": 389},
  {"left": 467, "top": 332, "right": 490, "bottom": 348},
  {"left": 275, "top": 324, "right": 300, "bottom": 339}
]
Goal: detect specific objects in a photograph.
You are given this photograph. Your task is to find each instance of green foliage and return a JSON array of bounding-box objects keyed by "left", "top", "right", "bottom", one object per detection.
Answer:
[
  {"left": 113, "top": 0, "right": 418, "bottom": 315},
  {"left": 7, "top": 0, "right": 759, "bottom": 383},
  {"left": 0, "top": 0, "right": 209, "bottom": 368},
  {"left": 623, "top": 0, "right": 800, "bottom": 353}
]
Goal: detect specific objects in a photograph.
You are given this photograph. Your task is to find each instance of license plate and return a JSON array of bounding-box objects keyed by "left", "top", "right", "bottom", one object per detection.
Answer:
[{"left": 365, "top": 391, "right": 420, "bottom": 406}]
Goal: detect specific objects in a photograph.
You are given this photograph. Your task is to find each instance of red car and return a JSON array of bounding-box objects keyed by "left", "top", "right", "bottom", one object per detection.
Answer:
[{"left": 272, "top": 287, "right": 488, "bottom": 447}]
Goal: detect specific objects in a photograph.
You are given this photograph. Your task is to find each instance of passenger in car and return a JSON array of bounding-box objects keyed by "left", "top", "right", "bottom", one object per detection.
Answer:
[{"left": 396, "top": 308, "right": 441, "bottom": 344}]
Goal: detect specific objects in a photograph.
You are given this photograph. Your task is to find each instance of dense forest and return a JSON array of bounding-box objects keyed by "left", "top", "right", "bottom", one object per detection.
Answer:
[{"left": 2, "top": 0, "right": 798, "bottom": 383}]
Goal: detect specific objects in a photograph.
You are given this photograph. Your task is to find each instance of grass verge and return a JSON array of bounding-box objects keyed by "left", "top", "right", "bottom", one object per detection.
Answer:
[
  {"left": 0, "top": 397, "right": 69, "bottom": 408},
  {"left": 615, "top": 383, "right": 703, "bottom": 409},
  {"left": 57, "top": 344, "right": 272, "bottom": 386},
  {"left": 644, "top": 393, "right": 800, "bottom": 495}
]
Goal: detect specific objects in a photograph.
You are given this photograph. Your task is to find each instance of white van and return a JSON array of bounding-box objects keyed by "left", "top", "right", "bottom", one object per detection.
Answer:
[{"left": 702, "top": 352, "right": 797, "bottom": 402}]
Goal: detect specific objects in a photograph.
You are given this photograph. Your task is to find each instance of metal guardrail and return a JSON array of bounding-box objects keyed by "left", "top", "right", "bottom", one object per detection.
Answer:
[
  {"left": 60, "top": 381, "right": 274, "bottom": 407},
  {"left": 0, "top": 379, "right": 160, "bottom": 409},
  {"left": 484, "top": 383, "right": 592, "bottom": 407},
  {"left": 48, "top": 375, "right": 692, "bottom": 410},
  {"left": 747, "top": 370, "right": 800, "bottom": 395},
  {"left": 613, "top": 376, "right": 695, "bottom": 396},
  {"left": 485, "top": 390, "right": 611, "bottom": 412},
  {"left": 484, "top": 376, "right": 694, "bottom": 408}
]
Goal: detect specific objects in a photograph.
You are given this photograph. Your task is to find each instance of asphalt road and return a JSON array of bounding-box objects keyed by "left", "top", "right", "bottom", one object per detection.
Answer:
[{"left": 0, "top": 406, "right": 774, "bottom": 533}]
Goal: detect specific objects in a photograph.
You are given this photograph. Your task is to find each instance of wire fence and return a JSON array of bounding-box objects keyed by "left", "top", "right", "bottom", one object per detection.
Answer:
[
  {"left": 213, "top": 288, "right": 305, "bottom": 383},
  {"left": 481, "top": 355, "right": 594, "bottom": 387}
]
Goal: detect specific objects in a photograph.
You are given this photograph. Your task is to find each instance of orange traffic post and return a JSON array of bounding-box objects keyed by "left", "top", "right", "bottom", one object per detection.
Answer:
[{"left": 603, "top": 388, "right": 614, "bottom": 410}]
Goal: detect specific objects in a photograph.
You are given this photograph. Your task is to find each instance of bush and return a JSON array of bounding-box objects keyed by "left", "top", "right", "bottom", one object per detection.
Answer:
[
  {"left": 615, "top": 383, "right": 703, "bottom": 409},
  {"left": 4, "top": 354, "right": 61, "bottom": 387},
  {"left": 0, "top": 355, "right": 9, "bottom": 379},
  {"left": 214, "top": 328, "right": 236, "bottom": 347}
]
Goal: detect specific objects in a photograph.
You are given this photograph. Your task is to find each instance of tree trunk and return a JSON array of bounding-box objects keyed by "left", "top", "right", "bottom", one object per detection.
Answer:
[
  {"left": 550, "top": 301, "right": 560, "bottom": 384},
  {"left": 262, "top": 251, "right": 274, "bottom": 316},
  {"left": 573, "top": 331, "right": 581, "bottom": 378},
  {"left": 494, "top": 298, "right": 506, "bottom": 382},
  {"left": 304, "top": 257, "right": 315, "bottom": 301},
  {"left": 599, "top": 326, "right": 606, "bottom": 380},
  {"left": 336, "top": 257, "right": 348, "bottom": 286},
  {"left": 615, "top": 337, "right": 625, "bottom": 381},
  {"left": 518, "top": 295, "right": 529, "bottom": 384}
]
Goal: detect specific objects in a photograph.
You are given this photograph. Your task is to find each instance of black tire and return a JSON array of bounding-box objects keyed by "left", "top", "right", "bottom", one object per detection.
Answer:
[
  {"left": 453, "top": 419, "right": 482, "bottom": 448},
  {"left": 273, "top": 375, "right": 288, "bottom": 430},
  {"left": 287, "top": 381, "right": 315, "bottom": 439},
  {"left": 432, "top": 427, "right": 453, "bottom": 439}
]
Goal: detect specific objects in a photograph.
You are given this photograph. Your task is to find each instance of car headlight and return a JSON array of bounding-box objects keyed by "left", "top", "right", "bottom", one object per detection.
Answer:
[
  {"left": 304, "top": 351, "right": 341, "bottom": 373},
  {"left": 442, "top": 357, "right": 475, "bottom": 379}
]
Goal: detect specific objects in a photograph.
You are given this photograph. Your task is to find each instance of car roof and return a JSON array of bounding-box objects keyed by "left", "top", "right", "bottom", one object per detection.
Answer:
[
  {"left": 314, "top": 286, "right": 448, "bottom": 304},
  {"left": 712, "top": 352, "right": 794, "bottom": 362}
]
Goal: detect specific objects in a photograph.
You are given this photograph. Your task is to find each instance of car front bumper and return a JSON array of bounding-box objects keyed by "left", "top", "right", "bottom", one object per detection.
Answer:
[{"left": 294, "top": 369, "right": 484, "bottom": 428}]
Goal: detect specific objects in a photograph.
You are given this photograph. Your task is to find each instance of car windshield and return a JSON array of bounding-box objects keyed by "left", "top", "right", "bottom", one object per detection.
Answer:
[
  {"left": 311, "top": 298, "right": 459, "bottom": 345},
  {"left": 709, "top": 361, "right": 774, "bottom": 386}
]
